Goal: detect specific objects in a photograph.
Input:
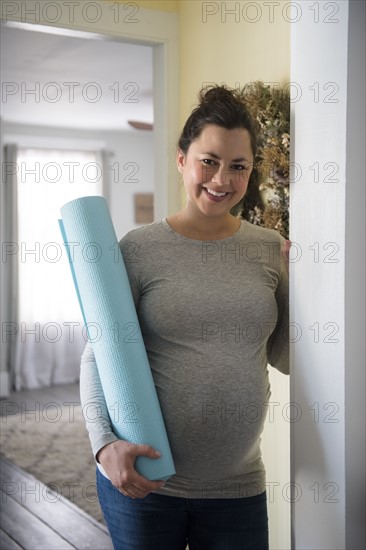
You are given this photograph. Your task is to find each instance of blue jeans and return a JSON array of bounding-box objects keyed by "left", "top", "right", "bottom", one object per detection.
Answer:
[{"left": 96, "top": 469, "right": 269, "bottom": 550}]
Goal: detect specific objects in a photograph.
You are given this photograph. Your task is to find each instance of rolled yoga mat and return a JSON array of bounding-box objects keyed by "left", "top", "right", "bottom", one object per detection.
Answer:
[{"left": 59, "top": 196, "right": 175, "bottom": 481}]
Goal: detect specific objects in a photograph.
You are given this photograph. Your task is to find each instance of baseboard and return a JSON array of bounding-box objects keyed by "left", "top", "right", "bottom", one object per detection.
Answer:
[{"left": 0, "top": 371, "right": 10, "bottom": 397}]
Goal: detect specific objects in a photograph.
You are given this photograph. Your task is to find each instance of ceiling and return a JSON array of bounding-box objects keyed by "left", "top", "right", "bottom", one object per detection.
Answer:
[{"left": 0, "top": 24, "right": 153, "bottom": 131}]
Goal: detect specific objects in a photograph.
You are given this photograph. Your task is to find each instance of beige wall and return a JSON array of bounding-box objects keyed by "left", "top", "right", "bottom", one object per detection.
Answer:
[
  {"left": 117, "top": 0, "right": 178, "bottom": 13},
  {"left": 178, "top": 1, "right": 290, "bottom": 122},
  {"left": 119, "top": 0, "right": 290, "bottom": 121}
]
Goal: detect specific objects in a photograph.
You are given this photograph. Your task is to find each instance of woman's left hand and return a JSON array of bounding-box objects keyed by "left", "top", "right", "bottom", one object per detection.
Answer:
[{"left": 281, "top": 239, "right": 291, "bottom": 273}]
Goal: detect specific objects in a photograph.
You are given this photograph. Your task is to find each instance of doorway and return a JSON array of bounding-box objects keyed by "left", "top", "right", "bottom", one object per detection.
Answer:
[{"left": 0, "top": 7, "right": 180, "bottom": 392}]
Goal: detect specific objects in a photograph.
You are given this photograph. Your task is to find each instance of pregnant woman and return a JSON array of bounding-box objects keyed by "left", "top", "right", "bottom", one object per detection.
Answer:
[{"left": 80, "top": 84, "right": 289, "bottom": 550}]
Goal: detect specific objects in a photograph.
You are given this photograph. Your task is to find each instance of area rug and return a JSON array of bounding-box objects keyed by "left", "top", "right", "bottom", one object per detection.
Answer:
[{"left": 0, "top": 405, "right": 104, "bottom": 523}]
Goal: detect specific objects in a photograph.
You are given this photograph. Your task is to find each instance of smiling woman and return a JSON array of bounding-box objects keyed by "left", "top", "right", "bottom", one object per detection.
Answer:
[
  {"left": 174, "top": 125, "right": 253, "bottom": 236},
  {"left": 80, "top": 84, "right": 289, "bottom": 550},
  {"left": 169, "top": 86, "right": 259, "bottom": 241}
]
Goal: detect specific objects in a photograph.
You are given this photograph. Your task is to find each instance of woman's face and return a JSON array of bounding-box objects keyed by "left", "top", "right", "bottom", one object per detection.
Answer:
[{"left": 177, "top": 124, "right": 254, "bottom": 219}]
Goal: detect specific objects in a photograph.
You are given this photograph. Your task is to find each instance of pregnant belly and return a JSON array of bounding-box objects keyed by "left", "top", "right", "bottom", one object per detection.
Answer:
[{"left": 155, "top": 377, "right": 269, "bottom": 479}]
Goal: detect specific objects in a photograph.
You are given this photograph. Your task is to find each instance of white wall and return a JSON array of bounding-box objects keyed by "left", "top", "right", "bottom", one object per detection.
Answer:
[
  {"left": 2, "top": 122, "right": 154, "bottom": 239},
  {"left": 290, "top": 0, "right": 365, "bottom": 548}
]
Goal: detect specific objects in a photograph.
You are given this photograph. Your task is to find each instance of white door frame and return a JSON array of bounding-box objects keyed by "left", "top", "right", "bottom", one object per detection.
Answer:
[{"left": 290, "top": 0, "right": 365, "bottom": 547}]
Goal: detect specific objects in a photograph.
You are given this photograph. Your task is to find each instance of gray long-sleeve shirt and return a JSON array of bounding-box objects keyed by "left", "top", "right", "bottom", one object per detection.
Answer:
[{"left": 79, "top": 218, "right": 289, "bottom": 499}]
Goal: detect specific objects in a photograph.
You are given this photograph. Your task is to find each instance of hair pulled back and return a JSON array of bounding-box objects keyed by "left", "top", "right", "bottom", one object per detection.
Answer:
[{"left": 178, "top": 84, "right": 259, "bottom": 157}]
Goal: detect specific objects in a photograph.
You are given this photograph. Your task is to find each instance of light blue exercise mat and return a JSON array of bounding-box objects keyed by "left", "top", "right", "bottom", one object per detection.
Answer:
[{"left": 59, "top": 196, "right": 175, "bottom": 481}]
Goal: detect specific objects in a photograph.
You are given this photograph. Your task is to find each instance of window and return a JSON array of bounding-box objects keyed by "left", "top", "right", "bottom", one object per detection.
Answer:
[{"left": 14, "top": 147, "right": 103, "bottom": 389}]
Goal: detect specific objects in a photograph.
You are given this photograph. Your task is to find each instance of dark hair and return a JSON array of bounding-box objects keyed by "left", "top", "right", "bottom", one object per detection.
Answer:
[{"left": 178, "top": 84, "right": 259, "bottom": 157}]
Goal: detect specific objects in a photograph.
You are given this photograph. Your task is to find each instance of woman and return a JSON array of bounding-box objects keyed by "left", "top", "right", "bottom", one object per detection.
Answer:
[{"left": 80, "top": 85, "right": 289, "bottom": 550}]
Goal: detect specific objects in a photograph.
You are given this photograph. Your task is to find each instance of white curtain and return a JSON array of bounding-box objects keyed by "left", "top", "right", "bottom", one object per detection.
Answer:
[{"left": 13, "top": 147, "right": 103, "bottom": 390}]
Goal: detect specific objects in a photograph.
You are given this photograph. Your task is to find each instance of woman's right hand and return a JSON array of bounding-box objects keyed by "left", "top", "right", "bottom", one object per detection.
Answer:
[{"left": 96, "top": 440, "right": 166, "bottom": 499}]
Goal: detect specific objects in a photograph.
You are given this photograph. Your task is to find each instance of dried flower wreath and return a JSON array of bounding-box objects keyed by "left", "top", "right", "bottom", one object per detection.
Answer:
[{"left": 231, "top": 81, "right": 290, "bottom": 240}]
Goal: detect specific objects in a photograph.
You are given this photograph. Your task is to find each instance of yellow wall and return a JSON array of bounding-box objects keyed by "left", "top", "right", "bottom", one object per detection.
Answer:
[
  {"left": 117, "top": 0, "right": 290, "bottom": 131},
  {"left": 117, "top": 0, "right": 178, "bottom": 12},
  {"left": 178, "top": 0, "right": 290, "bottom": 124}
]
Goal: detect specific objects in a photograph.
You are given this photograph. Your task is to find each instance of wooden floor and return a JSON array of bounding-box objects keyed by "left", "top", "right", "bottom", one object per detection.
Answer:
[
  {"left": 0, "top": 384, "right": 113, "bottom": 550},
  {"left": 0, "top": 457, "right": 113, "bottom": 550}
]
